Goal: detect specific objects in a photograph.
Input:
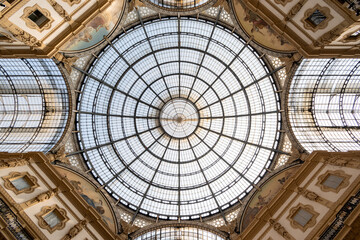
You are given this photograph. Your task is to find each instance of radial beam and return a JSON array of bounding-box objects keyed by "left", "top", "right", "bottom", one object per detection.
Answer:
[
  {"left": 198, "top": 125, "right": 289, "bottom": 155},
  {"left": 130, "top": 136, "right": 172, "bottom": 224},
  {"left": 73, "top": 66, "right": 161, "bottom": 111},
  {"left": 136, "top": 8, "right": 173, "bottom": 100},
  {"left": 66, "top": 125, "right": 161, "bottom": 156},
  {"left": 186, "top": 8, "right": 222, "bottom": 101}
]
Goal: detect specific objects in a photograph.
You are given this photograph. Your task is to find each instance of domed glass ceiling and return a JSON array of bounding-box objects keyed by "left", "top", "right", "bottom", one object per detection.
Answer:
[
  {"left": 76, "top": 17, "right": 281, "bottom": 220},
  {"left": 145, "top": 0, "right": 212, "bottom": 10}
]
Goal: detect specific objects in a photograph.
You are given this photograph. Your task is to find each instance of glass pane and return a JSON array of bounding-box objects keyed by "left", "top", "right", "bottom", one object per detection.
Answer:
[
  {"left": 43, "top": 211, "right": 61, "bottom": 228},
  {"left": 11, "top": 177, "right": 30, "bottom": 191},
  {"left": 293, "top": 209, "right": 313, "bottom": 227},
  {"left": 323, "top": 175, "right": 344, "bottom": 189}
]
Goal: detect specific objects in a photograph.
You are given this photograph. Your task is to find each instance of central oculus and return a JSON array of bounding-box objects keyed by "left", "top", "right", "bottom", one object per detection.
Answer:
[{"left": 160, "top": 98, "right": 199, "bottom": 139}]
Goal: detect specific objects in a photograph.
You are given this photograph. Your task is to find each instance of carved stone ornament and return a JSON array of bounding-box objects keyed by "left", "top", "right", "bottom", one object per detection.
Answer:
[
  {"left": 269, "top": 219, "right": 294, "bottom": 240},
  {"left": 301, "top": 4, "right": 333, "bottom": 32},
  {"left": 62, "top": 0, "right": 81, "bottom": 6},
  {"left": 287, "top": 204, "right": 319, "bottom": 232},
  {"left": 5, "top": 27, "right": 41, "bottom": 47},
  {"left": 2, "top": 172, "right": 39, "bottom": 195},
  {"left": 0, "top": 32, "right": 15, "bottom": 43},
  {"left": 323, "top": 156, "right": 360, "bottom": 169},
  {"left": 316, "top": 170, "right": 351, "bottom": 193},
  {"left": 20, "top": 4, "right": 54, "bottom": 32},
  {"left": 36, "top": 205, "right": 69, "bottom": 233},
  {"left": 22, "top": 188, "right": 59, "bottom": 209},
  {"left": 0, "top": 157, "right": 29, "bottom": 168},
  {"left": 274, "top": 0, "right": 294, "bottom": 7},
  {"left": 54, "top": 53, "right": 78, "bottom": 74},
  {"left": 285, "top": 0, "right": 306, "bottom": 21},
  {"left": 297, "top": 187, "right": 332, "bottom": 207},
  {"left": 53, "top": 146, "right": 70, "bottom": 164},
  {"left": 341, "top": 28, "right": 360, "bottom": 43},
  {"left": 47, "top": 0, "right": 71, "bottom": 21},
  {"left": 61, "top": 219, "right": 87, "bottom": 240}
]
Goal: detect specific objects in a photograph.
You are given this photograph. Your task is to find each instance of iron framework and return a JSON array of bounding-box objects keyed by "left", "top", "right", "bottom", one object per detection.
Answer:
[
  {"left": 0, "top": 59, "right": 69, "bottom": 153},
  {"left": 288, "top": 58, "right": 360, "bottom": 152},
  {"left": 74, "top": 16, "right": 282, "bottom": 221}
]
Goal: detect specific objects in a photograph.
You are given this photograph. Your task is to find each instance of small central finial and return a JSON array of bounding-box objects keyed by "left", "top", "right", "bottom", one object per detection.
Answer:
[{"left": 176, "top": 117, "right": 183, "bottom": 123}]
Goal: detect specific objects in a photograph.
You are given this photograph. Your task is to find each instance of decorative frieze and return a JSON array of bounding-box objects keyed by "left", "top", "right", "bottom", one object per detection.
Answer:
[
  {"left": 47, "top": 0, "right": 71, "bottom": 21},
  {"left": 269, "top": 219, "right": 294, "bottom": 240},
  {"left": 297, "top": 187, "right": 332, "bottom": 207},
  {"left": 21, "top": 188, "right": 59, "bottom": 209},
  {"left": 62, "top": 219, "right": 87, "bottom": 240}
]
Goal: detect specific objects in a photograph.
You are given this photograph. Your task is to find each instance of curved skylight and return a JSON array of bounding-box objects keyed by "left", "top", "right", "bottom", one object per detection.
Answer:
[
  {"left": 145, "top": 0, "right": 212, "bottom": 10},
  {"left": 76, "top": 17, "right": 281, "bottom": 220},
  {"left": 133, "top": 226, "right": 225, "bottom": 240},
  {"left": 0, "top": 59, "right": 69, "bottom": 153},
  {"left": 288, "top": 58, "right": 360, "bottom": 152}
]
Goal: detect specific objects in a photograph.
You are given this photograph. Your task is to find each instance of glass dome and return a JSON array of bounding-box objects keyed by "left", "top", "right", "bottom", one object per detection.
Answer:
[
  {"left": 144, "top": 0, "right": 213, "bottom": 11},
  {"left": 76, "top": 17, "right": 281, "bottom": 220},
  {"left": 133, "top": 226, "right": 226, "bottom": 240}
]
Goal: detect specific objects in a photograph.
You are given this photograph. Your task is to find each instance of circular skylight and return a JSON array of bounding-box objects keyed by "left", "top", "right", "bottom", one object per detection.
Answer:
[{"left": 76, "top": 17, "right": 281, "bottom": 220}]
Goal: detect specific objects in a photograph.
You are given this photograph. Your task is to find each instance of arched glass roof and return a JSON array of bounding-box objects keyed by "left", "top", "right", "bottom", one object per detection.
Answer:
[
  {"left": 75, "top": 17, "right": 281, "bottom": 220},
  {"left": 288, "top": 58, "right": 360, "bottom": 152},
  {"left": 133, "top": 226, "right": 225, "bottom": 240},
  {"left": 145, "top": 0, "right": 212, "bottom": 11},
  {"left": 0, "top": 59, "right": 69, "bottom": 153}
]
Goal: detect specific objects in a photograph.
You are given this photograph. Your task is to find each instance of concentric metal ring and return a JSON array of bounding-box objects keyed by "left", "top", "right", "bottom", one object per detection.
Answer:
[
  {"left": 76, "top": 17, "right": 281, "bottom": 220},
  {"left": 160, "top": 98, "right": 199, "bottom": 139}
]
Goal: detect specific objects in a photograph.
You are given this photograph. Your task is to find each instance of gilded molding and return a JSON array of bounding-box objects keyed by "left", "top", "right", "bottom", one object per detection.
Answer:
[
  {"left": 322, "top": 156, "right": 360, "bottom": 169},
  {"left": 284, "top": 0, "right": 307, "bottom": 21},
  {"left": 274, "top": 0, "right": 293, "bottom": 7},
  {"left": 341, "top": 28, "right": 360, "bottom": 43},
  {"left": 21, "top": 188, "right": 59, "bottom": 209},
  {"left": 314, "top": 21, "right": 348, "bottom": 47},
  {"left": 297, "top": 187, "right": 332, "bottom": 207},
  {"left": 62, "top": 0, "right": 81, "bottom": 6},
  {"left": 20, "top": 4, "right": 54, "bottom": 32},
  {"left": 268, "top": 219, "right": 294, "bottom": 240},
  {"left": 0, "top": 32, "right": 15, "bottom": 43},
  {"left": 2, "top": 172, "right": 39, "bottom": 195},
  {"left": 287, "top": 204, "right": 319, "bottom": 232},
  {"left": 301, "top": 4, "right": 333, "bottom": 32},
  {"left": 36, "top": 204, "right": 69, "bottom": 233},
  {"left": 316, "top": 170, "right": 351, "bottom": 193},
  {"left": 0, "top": 157, "right": 29, "bottom": 168},
  {"left": 61, "top": 219, "right": 87, "bottom": 240},
  {"left": 47, "top": 0, "right": 71, "bottom": 21},
  {"left": 54, "top": 53, "right": 78, "bottom": 74}
]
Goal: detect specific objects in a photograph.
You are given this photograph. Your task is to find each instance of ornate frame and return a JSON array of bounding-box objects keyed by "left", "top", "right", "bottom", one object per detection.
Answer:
[
  {"left": 21, "top": 4, "right": 54, "bottom": 32},
  {"left": 301, "top": 4, "right": 333, "bottom": 32},
  {"left": 2, "top": 172, "right": 39, "bottom": 194},
  {"left": 0, "top": 32, "right": 15, "bottom": 43},
  {"left": 287, "top": 204, "right": 319, "bottom": 232},
  {"left": 36, "top": 205, "right": 69, "bottom": 233},
  {"left": 341, "top": 28, "right": 360, "bottom": 43},
  {"left": 316, "top": 170, "right": 350, "bottom": 193},
  {"left": 274, "top": 0, "right": 293, "bottom": 7},
  {"left": 62, "top": 0, "right": 81, "bottom": 6}
]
